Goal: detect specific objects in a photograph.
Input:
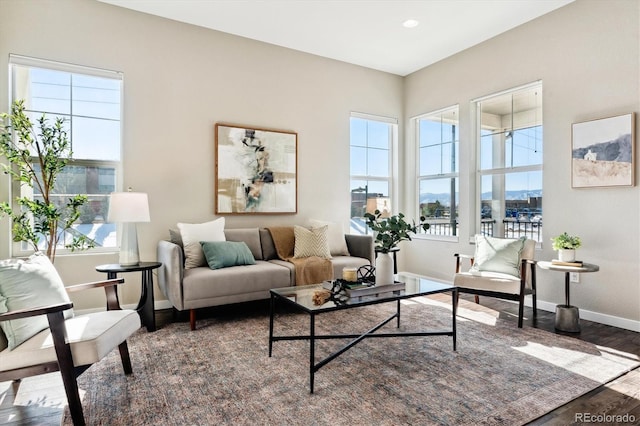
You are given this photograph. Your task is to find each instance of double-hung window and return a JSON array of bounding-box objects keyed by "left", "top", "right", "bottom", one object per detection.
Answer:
[
  {"left": 415, "top": 106, "right": 459, "bottom": 238},
  {"left": 475, "top": 82, "right": 543, "bottom": 242},
  {"left": 9, "top": 55, "right": 122, "bottom": 254},
  {"left": 349, "top": 113, "right": 396, "bottom": 234}
]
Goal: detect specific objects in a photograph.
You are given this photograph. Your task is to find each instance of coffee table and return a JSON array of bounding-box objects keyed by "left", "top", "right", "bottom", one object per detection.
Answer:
[{"left": 269, "top": 272, "right": 458, "bottom": 393}]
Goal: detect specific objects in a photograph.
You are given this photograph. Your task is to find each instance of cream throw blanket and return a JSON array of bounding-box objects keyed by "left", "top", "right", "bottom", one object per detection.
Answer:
[{"left": 267, "top": 227, "right": 333, "bottom": 285}]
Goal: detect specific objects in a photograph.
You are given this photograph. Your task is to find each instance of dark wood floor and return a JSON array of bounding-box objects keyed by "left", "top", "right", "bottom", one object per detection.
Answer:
[{"left": 1, "top": 295, "right": 638, "bottom": 425}]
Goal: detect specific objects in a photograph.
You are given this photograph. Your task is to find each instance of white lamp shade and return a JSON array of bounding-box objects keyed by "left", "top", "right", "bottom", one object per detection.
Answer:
[{"left": 107, "top": 192, "right": 150, "bottom": 223}]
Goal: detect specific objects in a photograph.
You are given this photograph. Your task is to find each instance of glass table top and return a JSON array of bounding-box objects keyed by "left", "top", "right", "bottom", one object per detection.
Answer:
[{"left": 270, "top": 272, "right": 455, "bottom": 313}]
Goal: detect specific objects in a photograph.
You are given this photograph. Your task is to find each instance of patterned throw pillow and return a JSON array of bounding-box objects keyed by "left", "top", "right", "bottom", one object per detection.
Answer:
[
  {"left": 308, "top": 219, "right": 350, "bottom": 256},
  {"left": 293, "top": 225, "right": 332, "bottom": 259}
]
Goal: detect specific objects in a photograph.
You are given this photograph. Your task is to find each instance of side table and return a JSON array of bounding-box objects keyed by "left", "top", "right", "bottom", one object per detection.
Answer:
[
  {"left": 95, "top": 262, "right": 162, "bottom": 332},
  {"left": 537, "top": 261, "right": 599, "bottom": 332}
]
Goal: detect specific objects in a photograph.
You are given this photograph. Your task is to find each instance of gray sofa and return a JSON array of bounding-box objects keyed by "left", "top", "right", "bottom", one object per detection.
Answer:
[{"left": 157, "top": 227, "right": 373, "bottom": 329}]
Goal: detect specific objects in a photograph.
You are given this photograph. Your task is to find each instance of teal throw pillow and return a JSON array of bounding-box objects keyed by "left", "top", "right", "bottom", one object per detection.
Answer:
[
  {"left": 0, "top": 252, "right": 74, "bottom": 350},
  {"left": 471, "top": 235, "right": 526, "bottom": 277},
  {"left": 200, "top": 241, "right": 256, "bottom": 270}
]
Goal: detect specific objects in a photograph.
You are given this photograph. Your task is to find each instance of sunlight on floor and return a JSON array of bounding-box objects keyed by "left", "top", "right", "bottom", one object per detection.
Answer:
[{"left": 513, "top": 341, "right": 640, "bottom": 383}]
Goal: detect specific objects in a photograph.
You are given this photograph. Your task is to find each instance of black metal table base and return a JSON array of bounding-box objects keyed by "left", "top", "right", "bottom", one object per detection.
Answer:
[{"left": 269, "top": 291, "right": 457, "bottom": 393}]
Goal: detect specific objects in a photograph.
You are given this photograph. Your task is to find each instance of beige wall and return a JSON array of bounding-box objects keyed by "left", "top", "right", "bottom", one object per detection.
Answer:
[
  {"left": 1, "top": 0, "right": 638, "bottom": 328},
  {"left": 402, "top": 0, "right": 640, "bottom": 327},
  {"left": 0, "top": 0, "right": 402, "bottom": 309}
]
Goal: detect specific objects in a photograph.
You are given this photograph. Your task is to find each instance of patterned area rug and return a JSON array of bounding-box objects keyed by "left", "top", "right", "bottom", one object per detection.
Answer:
[{"left": 63, "top": 297, "right": 638, "bottom": 425}]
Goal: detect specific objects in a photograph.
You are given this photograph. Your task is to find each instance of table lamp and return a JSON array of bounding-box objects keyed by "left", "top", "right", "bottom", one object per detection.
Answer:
[{"left": 107, "top": 191, "right": 150, "bottom": 266}]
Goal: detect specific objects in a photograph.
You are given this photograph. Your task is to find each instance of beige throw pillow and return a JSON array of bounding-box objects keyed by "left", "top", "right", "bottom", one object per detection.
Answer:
[
  {"left": 308, "top": 219, "right": 350, "bottom": 256},
  {"left": 177, "top": 217, "right": 226, "bottom": 268},
  {"left": 293, "top": 225, "right": 332, "bottom": 259}
]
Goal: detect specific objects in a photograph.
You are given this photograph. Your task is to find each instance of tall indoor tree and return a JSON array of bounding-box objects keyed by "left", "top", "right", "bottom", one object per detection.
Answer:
[{"left": 0, "top": 99, "right": 94, "bottom": 262}]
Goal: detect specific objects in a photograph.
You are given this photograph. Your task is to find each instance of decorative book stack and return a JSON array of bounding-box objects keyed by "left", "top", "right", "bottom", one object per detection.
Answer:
[{"left": 551, "top": 259, "right": 584, "bottom": 267}]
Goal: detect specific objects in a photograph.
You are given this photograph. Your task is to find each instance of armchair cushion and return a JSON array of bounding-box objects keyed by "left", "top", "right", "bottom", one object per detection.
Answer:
[
  {"left": 471, "top": 235, "right": 526, "bottom": 277},
  {"left": 0, "top": 309, "right": 140, "bottom": 371},
  {"left": 0, "top": 253, "right": 74, "bottom": 350}
]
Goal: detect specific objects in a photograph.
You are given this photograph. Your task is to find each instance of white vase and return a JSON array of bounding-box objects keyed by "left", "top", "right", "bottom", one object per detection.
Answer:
[
  {"left": 558, "top": 249, "right": 576, "bottom": 262},
  {"left": 375, "top": 252, "right": 394, "bottom": 285}
]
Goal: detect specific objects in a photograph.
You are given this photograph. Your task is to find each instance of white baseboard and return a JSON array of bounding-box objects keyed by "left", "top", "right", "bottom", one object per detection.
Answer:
[{"left": 527, "top": 299, "right": 640, "bottom": 332}]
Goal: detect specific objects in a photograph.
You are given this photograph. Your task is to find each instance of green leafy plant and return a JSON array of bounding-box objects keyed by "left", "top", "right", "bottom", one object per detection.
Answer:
[
  {"left": 0, "top": 99, "right": 95, "bottom": 262},
  {"left": 551, "top": 232, "right": 582, "bottom": 250},
  {"left": 364, "top": 210, "right": 430, "bottom": 253}
]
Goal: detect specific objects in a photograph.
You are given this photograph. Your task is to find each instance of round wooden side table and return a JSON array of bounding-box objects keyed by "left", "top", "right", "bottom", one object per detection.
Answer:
[
  {"left": 537, "top": 261, "right": 599, "bottom": 332},
  {"left": 95, "top": 262, "right": 162, "bottom": 332}
]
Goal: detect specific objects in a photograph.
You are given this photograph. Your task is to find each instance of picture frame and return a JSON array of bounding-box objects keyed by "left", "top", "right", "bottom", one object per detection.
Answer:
[
  {"left": 571, "top": 112, "right": 635, "bottom": 188},
  {"left": 215, "top": 123, "right": 297, "bottom": 214}
]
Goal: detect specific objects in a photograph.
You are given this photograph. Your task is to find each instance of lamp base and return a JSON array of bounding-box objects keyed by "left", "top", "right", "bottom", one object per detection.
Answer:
[{"left": 119, "top": 222, "right": 140, "bottom": 266}]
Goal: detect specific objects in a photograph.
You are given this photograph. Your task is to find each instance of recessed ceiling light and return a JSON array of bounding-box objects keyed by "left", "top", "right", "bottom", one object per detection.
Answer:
[{"left": 402, "top": 19, "right": 419, "bottom": 28}]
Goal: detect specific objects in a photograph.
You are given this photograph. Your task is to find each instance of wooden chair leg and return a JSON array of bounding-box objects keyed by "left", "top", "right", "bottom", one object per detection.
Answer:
[
  {"left": 518, "top": 296, "right": 525, "bottom": 328},
  {"left": 474, "top": 295, "right": 480, "bottom": 304},
  {"left": 190, "top": 309, "right": 196, "bottom": 331},
  {"left": 47, "top": 311, "right": 86, "bottom": 426},
  {"left": 118, "top": 341, "right": 133, "bottom": 375}
]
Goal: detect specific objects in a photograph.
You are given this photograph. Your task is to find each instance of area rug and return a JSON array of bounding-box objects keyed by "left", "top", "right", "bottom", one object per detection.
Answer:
[{"left": 62, "top": 297, "right": 639, "bottom": 425}]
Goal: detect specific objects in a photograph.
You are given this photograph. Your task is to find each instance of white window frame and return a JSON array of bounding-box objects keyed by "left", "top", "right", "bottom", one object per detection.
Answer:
[
  {"left": 8, "top": 55, "right": 123, "bottom": 256},
  {"left": 473, "top": 81, "right": 543, "bottom": 243},
  {"left": 349, "top": 112, "right": 398, "bottom": 235},
  {"left": 413, "top": 105, "right": 460, "bottom": 242}
]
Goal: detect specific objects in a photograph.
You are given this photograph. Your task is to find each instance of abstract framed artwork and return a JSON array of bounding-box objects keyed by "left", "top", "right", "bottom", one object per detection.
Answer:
[
  {"left": 215, "top": 123, "right": 297, "bottom": 214},
  {"left": 571, "top": 112, "right": 635, "bottom": 188}
]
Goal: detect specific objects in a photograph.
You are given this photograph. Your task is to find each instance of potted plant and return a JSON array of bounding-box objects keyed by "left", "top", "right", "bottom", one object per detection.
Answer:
[
  {"left": 364, "top": 210, "right": 429, "bottom": 284},
  {"left": 0, "top": 99, "right": 95, "bottom": 262},
  {"left": 551, "top": 232, "right": 582, "bottom": 262}
]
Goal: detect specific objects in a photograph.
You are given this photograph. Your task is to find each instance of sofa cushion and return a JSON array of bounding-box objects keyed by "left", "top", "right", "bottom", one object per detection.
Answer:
[
  {"left": 309, "top": 219, "right": 350, "bottom": 256},
  {"left": 177, "top": 218, "right": 226, "bottom": 269},
  {"left": 201, "top": 241, "right": 256, "bottom": 270},
  {"left": 471, "top": 235, "right": 526, "bottom": 277},
  {"left": 0, "top": 253, "right": 74, "bottom": 350},
  {"left": 182, "top": 261, "right": 291, "bottom": 303},
  {"left": 293, "top": 225, "right": 331, "bottom": 259},
  {"left": 224, "top": 228, "right": 263, "bottom": 260}
]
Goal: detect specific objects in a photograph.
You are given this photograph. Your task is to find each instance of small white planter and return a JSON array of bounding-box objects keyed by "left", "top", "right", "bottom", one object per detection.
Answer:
[
  {"left": 375, "top": 252, "right": 394, "bottom": 285},
  {"left": 558, "top": 249, "right": 576, "bottom": 262}
]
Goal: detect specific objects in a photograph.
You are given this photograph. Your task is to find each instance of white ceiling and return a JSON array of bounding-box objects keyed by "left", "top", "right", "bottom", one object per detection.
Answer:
[{"left": 98, "top": 0, "right": 574, "bottom": 76}]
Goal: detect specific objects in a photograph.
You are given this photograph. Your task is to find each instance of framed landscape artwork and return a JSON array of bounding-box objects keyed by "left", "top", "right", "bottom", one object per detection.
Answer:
[
  {"left": 215, "top": 123, "right": 297, "bottom": 214},
  {"left": 571, "top": 113, "right": 635, "bottom": 188}
]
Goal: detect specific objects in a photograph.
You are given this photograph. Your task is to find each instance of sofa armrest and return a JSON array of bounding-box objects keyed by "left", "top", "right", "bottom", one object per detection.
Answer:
[
  {"left": 345, "top": 234, "right": 374, "bottom": 264},
  {"left": 157, "top": 240, "right": 185, "bottom": 310}
]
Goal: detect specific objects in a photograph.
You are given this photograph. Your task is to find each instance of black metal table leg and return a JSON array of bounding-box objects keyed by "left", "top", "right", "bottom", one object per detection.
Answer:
[
  {"left": 396, "top": 299, "right": 401, "bottom": 328},
  {"left": 310, "top": 313, "right": 315, "bottom": 394},
  {"left": 452, "top": 288, "right": 458, "bottom": 351},
  {"left": 269, "top": 294, "right": 275, "bottom": 357}
]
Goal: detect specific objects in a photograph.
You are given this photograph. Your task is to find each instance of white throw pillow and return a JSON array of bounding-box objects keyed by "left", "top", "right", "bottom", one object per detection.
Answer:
[
  {"left": 309, "top": 219, "right": 350, "bottom": 256},
  {"left": 0, "top": 252, "right": 74, "bottom": 350},
  {"left": 293, "top": 225, "right": 332, "bottom": 259},
  {"left": 471, "top": 235, "right": 526, "bottom": 277},
  {"left": 177, "top": 217, "right": 226, "bottom": 269}
]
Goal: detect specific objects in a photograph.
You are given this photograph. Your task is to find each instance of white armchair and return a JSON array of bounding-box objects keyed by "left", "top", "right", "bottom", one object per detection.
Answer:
[
  {"left": 0, "top": 253, "right": 141, "bottom": 426},
  {"left": 453, "top": 235, "right": 537, "bottom": 328}
]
